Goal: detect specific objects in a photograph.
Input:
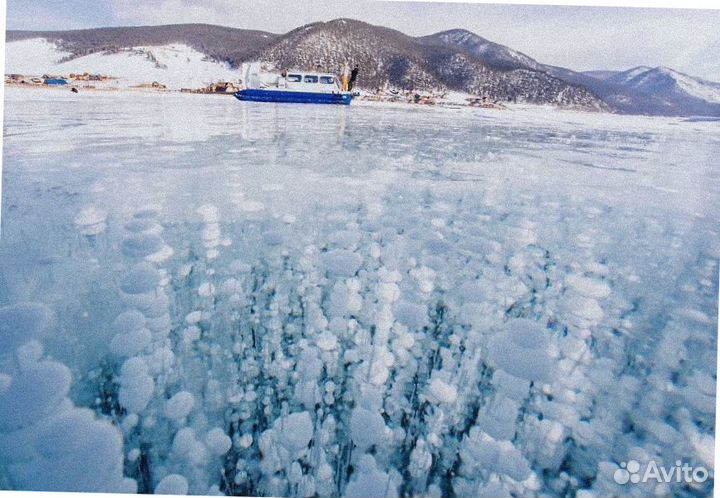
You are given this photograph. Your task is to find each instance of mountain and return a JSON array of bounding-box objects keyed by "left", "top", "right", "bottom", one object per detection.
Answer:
[
  {"left": 6, "top": 20, "right": 606, "bottom": 109},
  {"left": 6, "top": 21, "right": 719, "bottom": 115},
  {"left": 578, "top": 66, "right": 720, "bottom": 116},
  {"left": 541, "top": 65, "right": 688, "bottom": 116},
  {"left": 255, "top": 20, "right": 605, "bottom": 109},
  {"left": 415, "top": 28, "right": 666, "bottom": 115},
  {"left": 6, "top": 24, "right": 278, "bottom": 67},
  {"left": 5, "top": 38, "right": 246, "bottom": 90},
  {"left": 419, "top": 29, "right": 543, "bottom": 72},
  {"left": 605, "top": 66, "right": 653, "bottom": 85},
  {"left": 256, "top": 19, "right": 443, "bottom": 91},
  {"left": 421, "top": 30, "right": 720, "bottom": 117},
  {"left": 581, "top": 70, "right": 621, "bottom": 81},
  {"left": 611, "top": 66, "right": 720, "bottom": 104}
]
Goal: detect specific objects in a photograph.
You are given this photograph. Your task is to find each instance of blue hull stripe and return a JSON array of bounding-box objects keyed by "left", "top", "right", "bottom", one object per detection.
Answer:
[{"left": 234, "top": 89, "right": 353, "bottom": 105}]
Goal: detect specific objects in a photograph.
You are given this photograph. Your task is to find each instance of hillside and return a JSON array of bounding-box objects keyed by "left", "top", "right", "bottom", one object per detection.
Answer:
[
  {"left": 6, "top": 20, "right": 606, "bottom": 109},
  {"left": 420, "top": 29, "right": 720, "bottom": 116},
  {"left": 611, "top": 66, "right": 720, "bottom": 104},
  {"left": 256, "top": 19, "right": 604, "bottom": 108},
  {"left": 4, "top": 38, "right": 244, "bottom": 90},
  {"left": 258, "top": 19, "right": 442, "bottom": 90},
  {"left": 574, "top": 66, "right": 720, "bottom": 116},
  {"left": 419, "top": 29, "right": 543, "bottom": 72},
  {"left": 6, "top": 20, "right": 720, "bottom": 115},
  {"left": 6, "top": 24, "right": 278, "bottom": 67}
]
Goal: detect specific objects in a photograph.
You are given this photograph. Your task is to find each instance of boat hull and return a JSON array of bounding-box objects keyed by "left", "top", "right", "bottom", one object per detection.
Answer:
[{"left": 235, "top": 89, "right": 353, "bottom": 105}]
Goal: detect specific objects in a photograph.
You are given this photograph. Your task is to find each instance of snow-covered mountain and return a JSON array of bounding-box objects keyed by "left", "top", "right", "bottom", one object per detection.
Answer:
[
  {"left": 419, "top": 29, "right": 543, "bottom": 72},
  {"left": 5, "top": 38, "right": 243, "bottom": 89},
  {"left": 6, "top": 24, "right": 277, "bottom": 68},
  {"left": 611, "top": 66, "right": 720, "bottom": 105},
  {"left": 575, "top": 66, "right": 720, "bottom": 115},
  {"left": 604, "top": 66, "right": 653, "bottom": 85},
  {"left": 581, "top": 69, "right": 621, "bottom": 81},
  {"left": 4, "top": 21, "right": 605, "bottom": 109},
  {"left": 419, "top": 30, "right": 720, "bottom": 117},
  {"left": 255, "top": 19, "right": 606, "bottom": 109},
  {"left": 5, "top": 20, "right": 720, "bottom": 115}
]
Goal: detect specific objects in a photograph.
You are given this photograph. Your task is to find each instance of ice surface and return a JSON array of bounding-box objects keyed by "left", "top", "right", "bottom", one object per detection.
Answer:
[{"left": 0, "top": 88, "right": 717, "bottom": 497}]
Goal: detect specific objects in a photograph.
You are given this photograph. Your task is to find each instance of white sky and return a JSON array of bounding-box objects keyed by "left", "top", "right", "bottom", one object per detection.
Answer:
[{"left": 6, "top": 0, "right": 720, "bottom": 80}]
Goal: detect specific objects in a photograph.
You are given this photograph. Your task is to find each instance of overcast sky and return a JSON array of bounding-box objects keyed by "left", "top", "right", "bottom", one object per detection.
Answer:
[{"left": 6, "top": 0, "right": 720, "bottom": 80}]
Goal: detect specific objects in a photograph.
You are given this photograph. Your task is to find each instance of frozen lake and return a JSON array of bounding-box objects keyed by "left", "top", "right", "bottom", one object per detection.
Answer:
[{"left": 1, "top": 87, "right": 717, "bottom": 497}]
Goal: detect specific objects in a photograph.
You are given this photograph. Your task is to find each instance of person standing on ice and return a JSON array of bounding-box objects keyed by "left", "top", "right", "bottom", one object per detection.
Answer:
[
  {"left": 349, "top": 64, "right": 360, "bottom": 91},
  {"left": 340, "top": 62, "right": 351, "bottom": 91}
]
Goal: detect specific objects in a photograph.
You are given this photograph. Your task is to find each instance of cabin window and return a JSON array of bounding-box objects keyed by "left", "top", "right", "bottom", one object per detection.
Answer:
[
  {"left": 287, "top": 74, "right": 302, "bottom": 82},
  {"left": 320, "top": 76, "right": 335, "bottom": 84},
  {"left": 304, "top": 75, "right": 319, "bottom": 83}
]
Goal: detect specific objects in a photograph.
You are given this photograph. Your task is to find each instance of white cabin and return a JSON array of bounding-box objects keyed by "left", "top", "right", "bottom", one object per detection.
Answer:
[{"left": 245, "top": 68, "right": 343, "bottom": 93}]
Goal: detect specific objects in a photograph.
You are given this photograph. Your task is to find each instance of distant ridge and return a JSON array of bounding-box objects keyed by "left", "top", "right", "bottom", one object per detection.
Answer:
[
  {"left": 6, "top": 24, "right": 278, "bottom": 67},
  {"left": 255, "top": 19, "right": 605, "bottom": 109},
  {"left": 6, "top": 20, "right": 720, "bottom": 116}
]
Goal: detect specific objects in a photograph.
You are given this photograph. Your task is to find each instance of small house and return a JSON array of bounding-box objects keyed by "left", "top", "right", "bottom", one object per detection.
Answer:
[{"left": 45, "top": 78, "right": 69, "bottom": 86}]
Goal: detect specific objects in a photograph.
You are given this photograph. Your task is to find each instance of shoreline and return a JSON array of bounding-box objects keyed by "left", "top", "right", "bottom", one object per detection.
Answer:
[{"left": 3, "top": 82, "right": 610, "bottom": 116}]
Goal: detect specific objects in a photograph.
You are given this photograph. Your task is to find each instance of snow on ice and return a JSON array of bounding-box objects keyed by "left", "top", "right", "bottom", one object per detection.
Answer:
[{"left": 0, "top": 87, "right": 717, "bottom": 497}]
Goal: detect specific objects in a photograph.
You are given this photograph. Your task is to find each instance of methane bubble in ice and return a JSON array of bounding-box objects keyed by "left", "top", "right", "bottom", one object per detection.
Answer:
[
  {"left": 124, "top": 218, "right": 161, "bottom": 234},
  {"left": 487, "top": 319, "right": 553, "bottom": 383},
  {"left": 0, "top": 303, "right": 53, "bottom": 350},
  {"left": 74, "top": 207, "right": 107, "bottom": 235},
  {"left": 120, "top": 263, "right": 161, "bottom": 295},
  {"left": 155, "top": 474, "right": 188, "bottom": 495},
  {"left": 0, "top": 361, "right": 71, "bottom": 431},
  {"left": 122, "top": 233, "right": 165, "bottom": 258},
  {"left": 164, "top": 391, "right": 195, "bottom": 420},
  {"left": 118, "top": 357, "right": 154, "bottom": 414},
  {"left": 205, "top": 427, "right": 232, "bottom": 456}
]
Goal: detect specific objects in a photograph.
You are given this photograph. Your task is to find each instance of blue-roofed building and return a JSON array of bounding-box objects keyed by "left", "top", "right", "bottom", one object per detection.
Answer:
[{"left": 44, "top": 79, "right": 68, "bottom": 86}]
